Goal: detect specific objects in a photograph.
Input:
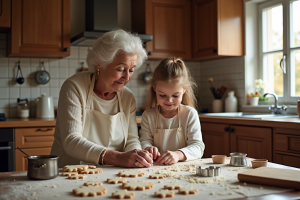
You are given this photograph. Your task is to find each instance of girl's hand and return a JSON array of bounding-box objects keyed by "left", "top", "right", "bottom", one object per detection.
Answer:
[
  {"left": 144, "top": 146, "right": 160, "bottom": 160},
  {"left": 155, "top": 150, "right": 186, "bottom": 165}
]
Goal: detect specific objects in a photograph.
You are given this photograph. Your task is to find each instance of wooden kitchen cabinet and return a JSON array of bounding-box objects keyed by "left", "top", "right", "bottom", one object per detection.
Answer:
[
  {"left": 192, "top": 0, "right": 245, "bottom": 60},
  {"left": 0, "top": 0, "right": 11, "bottom": 30},
  {"left": 15, "top": 127, "right": 55, "bottom": 171},
  {"left": 8, "top": 0, "right": 70, "bottom": 58},
  {"left": 132, "top": 0, "right": 191, "bottom": 59},
  {"left": 201, "top": 122, "right": 272, "bottom": 161},
  {"left": 274, "top": 127, "right": 300, "bottom": 168}
]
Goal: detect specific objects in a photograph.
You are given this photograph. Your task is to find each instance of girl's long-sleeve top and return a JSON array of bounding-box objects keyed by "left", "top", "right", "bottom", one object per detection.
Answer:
[{"left": 139, "top": 105, "right": 205, "bottom": 161}]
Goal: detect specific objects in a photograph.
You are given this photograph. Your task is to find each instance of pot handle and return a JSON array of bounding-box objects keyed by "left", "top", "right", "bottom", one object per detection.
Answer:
[{"left": 32, "top": 164, "right": 47, "bottom": 169}]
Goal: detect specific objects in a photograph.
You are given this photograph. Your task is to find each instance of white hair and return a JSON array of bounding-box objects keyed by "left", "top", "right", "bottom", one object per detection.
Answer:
[{"left": 86, "top": 29, "right": 147, "bottom": 72}]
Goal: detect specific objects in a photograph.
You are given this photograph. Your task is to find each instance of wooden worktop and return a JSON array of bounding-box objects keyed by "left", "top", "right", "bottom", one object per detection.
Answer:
[{"left": 1, "top": 116, "right": 299, "bottom": 129}]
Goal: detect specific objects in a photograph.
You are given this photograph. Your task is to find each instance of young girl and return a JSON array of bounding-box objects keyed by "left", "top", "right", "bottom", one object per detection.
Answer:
[{"left": 139, "top": 58, "right": 205, "bottom": 165}]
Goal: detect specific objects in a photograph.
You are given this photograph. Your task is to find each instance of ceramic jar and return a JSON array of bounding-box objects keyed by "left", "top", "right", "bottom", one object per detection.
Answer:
[
  {"left": 225, "top": 91, "right": 237, "bottom": 112},
  {"left": 212, "top": 99, "right": 223, "bottom": 113}
]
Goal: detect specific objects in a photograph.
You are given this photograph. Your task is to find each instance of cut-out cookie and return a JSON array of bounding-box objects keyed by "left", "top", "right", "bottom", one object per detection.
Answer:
[
  {"left": 149, "top": 174, "right": 166, "bottom": 179},
  {"left": 154, "top": 189, "right": 175, "bottom": 198},
  {"left": 73, "top": 186, "right": 107, "bottom": 197},
  {"left": 88, "top": 165, "right": 96, "bottom": 169},
  {"left": 122, "top": 180, "right": 154, "bottom": 190},
  {"left": 118, "top": 169, "right": 145, "bottom": 177},
  {"left": 63, "top": 165, "right": 88, "bottom": 172},
  {"left": 68, "top": 174, "right": 87, "bottom": 180},
  {"left": 107, "top": 177, "right": 126, "bottom": 184},
  {"left": 84, "top": 181, "right": 103, "bottom": 186},
  {"left": 178, "top": 187, "right": 198, "bottom": 195},
  {"left": 79, "top": 168, "right": 103, "bottom": 174},
  {"left": 164, "top": 184, "right": 181, "bottom": 190},
  {"left": 112, "top": 189, "right": 135, "bottom": 199},
  {"left": 60, "top": 172, "right": 78, "bottom": 177}
]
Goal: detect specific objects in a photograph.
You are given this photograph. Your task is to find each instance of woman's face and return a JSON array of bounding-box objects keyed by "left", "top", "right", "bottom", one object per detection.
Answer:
[{"left": 98, "top": 53, "right": 137, "bottom": 92}]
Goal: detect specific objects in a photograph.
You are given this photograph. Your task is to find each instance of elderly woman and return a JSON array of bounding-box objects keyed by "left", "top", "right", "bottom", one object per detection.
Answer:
[{"left": 51, "top": 30, "right": 152, "bottom": 168}]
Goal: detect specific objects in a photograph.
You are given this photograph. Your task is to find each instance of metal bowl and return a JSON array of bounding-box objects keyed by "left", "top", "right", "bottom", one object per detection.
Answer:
[
  {"left": 27, "top": 155, "right": 59, "bottom": 180},
  {"left": 229, "top": 152, "right": 247, "bottom": 167}
]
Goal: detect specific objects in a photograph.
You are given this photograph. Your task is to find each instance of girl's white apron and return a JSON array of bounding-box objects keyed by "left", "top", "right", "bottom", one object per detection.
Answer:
[
  {"left": 153, "top": 105, "right": 186, "bottom": 154},
  {"left": 53, "top": 73, "right": 127, "bottom": 166}
]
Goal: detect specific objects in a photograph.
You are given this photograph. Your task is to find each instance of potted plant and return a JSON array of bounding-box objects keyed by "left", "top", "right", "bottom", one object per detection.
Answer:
[
  {"left": 255, "top": 79, "right": 268, "bottom": 105},
  {"left": 247, "top": 92, "right": 260, "bottom": 106}
]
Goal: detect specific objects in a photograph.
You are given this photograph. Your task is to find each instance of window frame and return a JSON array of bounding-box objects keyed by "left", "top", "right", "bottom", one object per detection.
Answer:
[{"left": 258, "top": 0, "right": 300, "bottom": 104}]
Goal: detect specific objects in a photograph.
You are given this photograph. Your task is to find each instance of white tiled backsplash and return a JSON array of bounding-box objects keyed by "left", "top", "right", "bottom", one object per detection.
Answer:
[{"left": 0, "top": 33, "right": 245, "bottom": 118}]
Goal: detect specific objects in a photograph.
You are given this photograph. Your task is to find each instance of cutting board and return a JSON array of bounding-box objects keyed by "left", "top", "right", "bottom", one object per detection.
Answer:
[{"left": 238, "top": 167, "right": 300, "bottom": 190}]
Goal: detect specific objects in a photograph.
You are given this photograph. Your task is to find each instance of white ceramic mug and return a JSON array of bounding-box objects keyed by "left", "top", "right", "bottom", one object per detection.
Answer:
[{"left": 36, "top": 94, "right": 55, "bottom": 118}]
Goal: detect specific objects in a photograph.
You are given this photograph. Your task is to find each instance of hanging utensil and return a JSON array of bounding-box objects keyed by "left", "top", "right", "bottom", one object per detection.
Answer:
[
  {"left": 17, "top": 147, "right": 30, "bottom": 158},
  {"left": 279, "top": 55, "right": 286, "bottom": 74},
  {"left": 16, "top": 61, "right": 25, "bottom": 85},
  {"left": 36, "top": 61, "right": 51, "bottom": 84},
  {"left": 143, "top": 63, "right": 153, "bottom": 84}
]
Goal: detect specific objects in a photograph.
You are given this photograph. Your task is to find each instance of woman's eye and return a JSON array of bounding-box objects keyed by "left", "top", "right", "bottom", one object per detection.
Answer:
[
  {"left": 159, "top": 95, "right": 166, "bottom": 97},
  {"left": 129, "top": 70, "right": 134, "bottom": 73}
]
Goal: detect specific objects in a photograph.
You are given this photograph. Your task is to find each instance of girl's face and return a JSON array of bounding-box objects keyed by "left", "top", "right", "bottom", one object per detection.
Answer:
[{"left": 153, "top": 79, "right": 186, "bottom": 112}]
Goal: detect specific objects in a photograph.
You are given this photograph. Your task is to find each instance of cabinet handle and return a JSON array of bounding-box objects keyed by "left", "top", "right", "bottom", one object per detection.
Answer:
[
  {"left": 213, "top": 49, "right": 217, "bottom": 54},
  {"left": 63, "top": 47, "right": 69, "bottom": 52},
  {"left": 37, "top": 128, "right": 53, "bottom": 132},
  {"left": 228, "top": 128, "right": 234, "bottom": 133},
  {"left": 224, "top": 127, "right": 229, "bottom": 132},
  {"left": 0, "top": 146, "right": 11, "bottom": 150},
  {"left": 148, "top": 51, "right": 153, "bottom": 55},
  {"left": 224, "top": 127, "right": 234, "bottom": 133}
]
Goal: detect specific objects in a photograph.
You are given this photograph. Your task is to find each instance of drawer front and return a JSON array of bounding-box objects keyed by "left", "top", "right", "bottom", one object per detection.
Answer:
[
  {"left": 15, "top": 147, "right": 51, "bottom": 171},
  {"left": 274, "top": 134, "right": 300, "bottom": 154},
  {"left": 15, "top": 127, "right": 55, "bottom": 149},
  {"left": 275, "top": 153, "right": 300, "bottom": 169}
]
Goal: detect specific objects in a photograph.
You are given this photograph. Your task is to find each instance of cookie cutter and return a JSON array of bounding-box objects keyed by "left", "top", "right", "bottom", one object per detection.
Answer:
[{"left": 196, "top": 166, "right": 221, "bottom": 177}]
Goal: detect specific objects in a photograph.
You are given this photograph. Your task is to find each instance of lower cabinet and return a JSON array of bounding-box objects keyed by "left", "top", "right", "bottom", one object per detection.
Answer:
[
  {"left": 15, "top": 127, "right": 55, "bottom": 171},
  {"left": 274, "top": 127, "right": 300, "bottom": 168},
  {"left": 201, "top": 122, "right": 272, "bottom": 161}
]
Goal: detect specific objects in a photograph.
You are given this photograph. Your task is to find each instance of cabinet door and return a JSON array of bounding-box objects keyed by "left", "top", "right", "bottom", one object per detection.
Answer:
[
  {"left": 9, "top": 0, "right": 70, "bottom": 57},
  {"left": 230, "top": 125, "right": 272, "bottom": 161},
  {"left": 192, "top": 0, "right": 217, "bottom": 59},
  {"left": 0, "top": 0, "right": 11, "bottom": 29},
  {"left": 201, "top": 122, "right": 230, "bottom": 158},
  {"left": 145, "top": 0, "right": 191, "bottom": 59},
  {"left": 275, "top": 153, "right": 300, "bottom": 169},
  {"left": 15, "top": 147, "right": 51, "bottom": 171}
]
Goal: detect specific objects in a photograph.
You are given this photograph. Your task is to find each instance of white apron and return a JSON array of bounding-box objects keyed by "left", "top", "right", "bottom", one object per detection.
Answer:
[
  {"left": 52, "top": 73, "right": 128, "bottom": 167},
  {"left": 153, "top": 105, "right": 186, "bottom": 154}
]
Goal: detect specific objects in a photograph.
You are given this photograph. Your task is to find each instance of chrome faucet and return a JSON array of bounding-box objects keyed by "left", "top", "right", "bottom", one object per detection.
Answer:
[{"left": 263, "top": 93, "right": 287, "bottom": 114}]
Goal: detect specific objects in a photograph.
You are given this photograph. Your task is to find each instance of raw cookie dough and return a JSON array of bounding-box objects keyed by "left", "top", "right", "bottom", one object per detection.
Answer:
[
  {"left": 107, "top": 177, "right": 127, "bottom": 184},
  {"left": 149, "top": 174, "right": 166, "bottom": 179},
  {"left": 112, "top": 189, "right": 135, "bottom": 199},
  {"left": 73, "top": 185, "right": 107, "bottom": 197},
  {"left": 178, "top": 187, "right": 198, "bottom": 195},
  {"left": 68, "top": 174, "right": 87, "bottom": 180},
  {"left": 79, "top": 168, "right": 103, "bottom": 174},
  {"left": 122, "top": 181, "right": 154, "bottom": 190},
  {"left": 63, "top": 165, "right": 89, "bottom": 172},
  {"left": 84, "top": 181, "right": 103, "bottom": 186},
  {"left": 154, "top": 189, "right": 175, "bottom": 198},
  {"left": 60, "top": 172, "right": 78, "bottom": 177},
  {"left": 164, "top": 184, "right": 181, "bottom": 190},
  {"left": 118, "top": 169, "right": 145, "bottom": 177}
]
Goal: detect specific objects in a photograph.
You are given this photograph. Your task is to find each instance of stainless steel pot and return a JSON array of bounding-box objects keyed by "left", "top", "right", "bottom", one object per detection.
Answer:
[
  {"left": 27, "top": 155, "right": 59, "bottom": 180},
  {"left": 229, "top": 152, "right": 247, "bottom": 167}
]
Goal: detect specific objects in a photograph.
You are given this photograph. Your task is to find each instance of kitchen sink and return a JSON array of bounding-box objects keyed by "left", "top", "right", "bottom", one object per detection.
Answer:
[{"left": 200, "top": 112, "right": 299, "bottom": 119}]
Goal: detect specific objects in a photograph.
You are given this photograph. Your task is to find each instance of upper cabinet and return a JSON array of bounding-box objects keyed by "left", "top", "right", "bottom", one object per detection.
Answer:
[
  {"left": 8, "top": 0, "right": 70, "bottom": 58},
  {"left": 0, "top": 0, "right": 11, "bottom": 30},
  {"left": 132, "top": 0, "right": 192, "bottom": 60},
  {"left": 192, "top": 0, "right": 245, "bottom": 60},
  {"left": 132, "top": 0, "right": 245, "bottom": 61}
]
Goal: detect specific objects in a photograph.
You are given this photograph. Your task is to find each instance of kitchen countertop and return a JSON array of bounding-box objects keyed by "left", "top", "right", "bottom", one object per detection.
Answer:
[{"left": 0, "top": 158, "right": 299, "bottom": 200}]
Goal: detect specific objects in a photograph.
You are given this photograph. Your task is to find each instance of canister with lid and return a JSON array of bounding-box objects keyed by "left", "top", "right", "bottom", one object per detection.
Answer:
[{"left": 17, "top": 98, "right": 29, "bottom": 119}]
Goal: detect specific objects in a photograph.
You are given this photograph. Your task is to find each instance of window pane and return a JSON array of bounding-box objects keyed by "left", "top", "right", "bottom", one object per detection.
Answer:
[
  {"left": 291, "top": 49, "right": 300, "bottom": 96},
  {"left": 263, "top": 5, "right": 283, "bottom": 52},
  {"left": 263, "top": 52, "right": 283, "bottom": 96},
  {"left": 291, "top": 0, "right": 300, "bottom": 48}
]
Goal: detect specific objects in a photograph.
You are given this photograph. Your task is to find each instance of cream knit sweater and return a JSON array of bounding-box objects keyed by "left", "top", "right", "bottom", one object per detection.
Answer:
[
  {"left": 139, "top": 105, "right": 205, "bottom": 161},
  {"left": 51, "top": 72, "right": 141, "bottom": 167}
]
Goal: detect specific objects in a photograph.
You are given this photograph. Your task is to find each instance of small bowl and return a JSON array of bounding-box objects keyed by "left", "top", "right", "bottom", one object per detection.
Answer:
[
  {"left": 212, "top": 155, "right": 227, "bottom": 164},
  {"left": 251, "top": 159, "right": 268, "bottom": 168},
  {"left": 229, "top": 152, "right": 247, "bottom": 167}
]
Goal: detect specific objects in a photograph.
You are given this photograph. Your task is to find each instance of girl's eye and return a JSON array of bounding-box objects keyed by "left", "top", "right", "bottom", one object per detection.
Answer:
[
  {"left": 129, "top": 70, "right": 134, "bottom": 73},
  {"left": 172, "top": 95, "right": 179, "bottom": 98},
  {"left": 159, "top": 95, "right": 166, "bottom": 97}
]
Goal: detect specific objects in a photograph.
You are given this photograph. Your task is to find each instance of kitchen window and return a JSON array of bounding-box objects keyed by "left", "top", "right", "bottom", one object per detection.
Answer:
[{"left": 258, "top": 0, "right": 300, "bottom": 103}]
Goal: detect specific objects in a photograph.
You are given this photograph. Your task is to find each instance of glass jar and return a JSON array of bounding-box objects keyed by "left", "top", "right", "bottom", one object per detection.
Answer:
[{"left": 18, "top": 99, "right": 29, "bottom": 119}]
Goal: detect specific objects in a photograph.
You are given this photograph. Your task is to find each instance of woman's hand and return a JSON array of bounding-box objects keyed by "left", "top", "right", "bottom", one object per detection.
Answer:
[
  {"left": 155, "top": 150, "right": 186, "bottom": 165},
  {"left": 144, "top": 146, "right": 160, "bottom": 160},
  {"left": 108, "top": 149, "right": 153, "bottom": 168}
]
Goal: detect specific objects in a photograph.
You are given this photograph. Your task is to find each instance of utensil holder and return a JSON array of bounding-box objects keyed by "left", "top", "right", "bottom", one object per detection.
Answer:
[{"left": 212, "top": 99, "right": 223, "bottom": 113}]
